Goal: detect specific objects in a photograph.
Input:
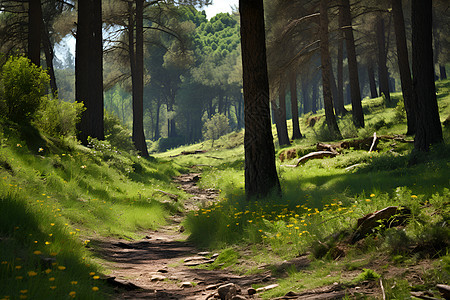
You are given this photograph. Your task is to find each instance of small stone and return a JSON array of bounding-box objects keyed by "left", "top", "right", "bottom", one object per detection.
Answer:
[
  {"left": 180, "top": 282, "right": 193, "bottom": 288},
  {"left": 150, "top": 274, "right": 166, "bottom": 281},
  {"left": 218, "top": 283, "right": 237, "bottom": 300},
  {"left": 231, "top": 296, "right": 246, "bottom": 300},
  {"left": 157, "top": 268, "right": 168, "bottom": 273},
  {"left": 198, "top": 251, "right": 211, "bottom": 256}
]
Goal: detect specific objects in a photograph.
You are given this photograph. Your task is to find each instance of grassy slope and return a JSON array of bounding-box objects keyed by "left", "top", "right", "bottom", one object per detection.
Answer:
[
  {"left": 157, "top": 79, "right": 450, "bottom": 298},
  {"left": 0, "top": 126, "right": 186, "bottom": 299}
]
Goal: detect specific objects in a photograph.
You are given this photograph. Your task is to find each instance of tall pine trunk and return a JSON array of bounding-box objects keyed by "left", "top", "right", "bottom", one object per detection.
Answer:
[
  {"left": 341, "top": 0, "right": 364, "bottom": 127},
  {"left": 42, "top": 20, "right": 57, "bottom": 96},
  {"left": 411, "top": 0, "right": 442, "bottom": 151},
  {"left": 319, "top": 0, "right": 342, "bottom": 140},
  {"left": 28, "top": 0, "right": 41, "bottom": 66},
  {"left": 290, "top": 72, "right": 302, "bottom": 140},
  {"left": 130, "top": 0, "right": 149, "bottom": 156},
  {"left": 240, "top": 0, "right": 280, "bottom": 199},
  {"left": 275, "top": 81, "right": 290, "bottom": 146},
  {"left": 76, "top": 0, "right": 104, "bottom": 144},
  {"left": 392, "top": 0, "right": 415, "bottom": 135},
  {"left": 376, "top": 15, "right": 391, "bottom": 103},
  {"left": 336, "top": 1, "right": 346, "bottom": 115},
  {"left": 367, "top": 62, "right": 378, "bottom": 98}
]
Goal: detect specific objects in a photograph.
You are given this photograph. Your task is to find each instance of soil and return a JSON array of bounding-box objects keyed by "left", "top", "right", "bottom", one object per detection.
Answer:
[{"left": 90, "top": 173, "right": 440, "bottom": 300}]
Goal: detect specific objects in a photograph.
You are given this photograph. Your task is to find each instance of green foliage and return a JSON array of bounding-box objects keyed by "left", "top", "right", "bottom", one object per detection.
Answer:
[
  {"left": 352, "top": 268, "right": 381, "bottom": 283},
  {"left": 104, "top": 112, "right": 134, "bottom": 152},
  {"left": 203, "top": 113, "right": 230, "bottom": 146},
  {"left": 34, "top": 97, "right": 84, "bottom": 138},
  {"left": 0, "top": 56, "right": 50, "bottom": 123},
  {"left": 394, "top": 97, "right": 406, "bottom": 122},
  {"left": 0, "top": 117, "right": 186, "bottom": 299}
]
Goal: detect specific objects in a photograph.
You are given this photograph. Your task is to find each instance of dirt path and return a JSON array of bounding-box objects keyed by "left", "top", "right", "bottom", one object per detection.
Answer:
[
  {"left": 92, "top": 173, "right": 432, "bottom": 299},
  {"left": 92, "top": 173, "right": 272, "bottom": 300}
]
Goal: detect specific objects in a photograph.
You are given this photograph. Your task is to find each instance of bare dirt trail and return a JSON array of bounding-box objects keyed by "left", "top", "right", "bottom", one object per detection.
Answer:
[
  {"left": 92, "top": 173, "right": 272, "bottom": 300},
  {"left": 91, "top": 173, "right": 435, "bottom": 299}
]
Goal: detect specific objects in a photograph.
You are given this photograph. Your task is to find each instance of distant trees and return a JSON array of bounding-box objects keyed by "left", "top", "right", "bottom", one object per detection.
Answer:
[{"left": 240, "top": 0, "right": 280, "bottom": 199}]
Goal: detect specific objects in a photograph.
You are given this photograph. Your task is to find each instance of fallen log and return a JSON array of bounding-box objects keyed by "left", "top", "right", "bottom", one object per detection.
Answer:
[
  {"left": 316, "top": 143, "right": 339, "bottom": 155},
  {"left": 378, "top": 135, "right": 414, "bottom": 143},
  {"left": 155, "top": 189, "right": 178, "bottom": 201},
  {"left": 351, "top": 206, "right": 411, "bottom": 243},
  {"left": 296, "top": 151, "right": 337, "bottom": 166},
  {"left": 170, "top": 150, "right": 207, "bottom": 157}
]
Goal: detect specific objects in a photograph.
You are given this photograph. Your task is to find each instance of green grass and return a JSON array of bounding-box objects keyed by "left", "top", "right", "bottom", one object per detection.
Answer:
[
  {"left": 174, "top": 79, "right": 450, "bottom": 297},
  {"left": 0, "top": 120, "right": 186, "bottom": 299}
]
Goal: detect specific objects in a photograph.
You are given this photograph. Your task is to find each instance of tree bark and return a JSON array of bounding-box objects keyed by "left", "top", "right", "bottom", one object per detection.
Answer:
[
  {"left": 290, "top": 72, "right": 302, "bottom": 140},
  {"left": 76, "top": 0, "right": 104, "bottom": 144},
  {"left": 302, "top": 78, "right": 310, "bottom": 114},
  {"left": 376, "top": 15, "right": 391, "bottom": 103},
  {"left": 28, "top": 0, "right": 42, "bottom": 66},
  {"left": 411, "top": 0, "right": 443, "bottom": 151},
  {"left": 239, "top": 0, "right": 280, "bottom": 199},
  {"left": 367, "top": 62, "right": 378, "bottom": 98},
  {"left": 392, "top": 0, "right": 415, "bottom": 135},
  {"left": 336, "top": 1, "right": 346, "bottom": 115},
  {"left": 319, "top": 0, "right": 342, "bottom": 140},
  {"left": 440, "top": 65, "right": 447, "bottom": 80},
  {"left": 312, "top": 77, "right": 318, "bottom": 114},
  {"left": 341, "top": 0, "right": 364, "bottom": 128},
  {"left": 131, "top": 0, "right": 149, "bottom": 156},
  {"left": 154, "top": 99, "right": 161, "bottom": 140},
  {"left": 275, "top": 80, "right": 290, "bottom": 146},
  {"left": 42, "top": 20, "right": 57, "bottom": 96}
]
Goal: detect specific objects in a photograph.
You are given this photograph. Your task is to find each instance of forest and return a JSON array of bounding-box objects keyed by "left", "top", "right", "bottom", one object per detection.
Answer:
[{"left": 0, "top": 0, "right": 449, "bottom": 299}]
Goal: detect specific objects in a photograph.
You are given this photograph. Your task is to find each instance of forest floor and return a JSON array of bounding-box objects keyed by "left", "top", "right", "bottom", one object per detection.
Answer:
[{"left": 91, "top": 173, "right": 438, "bottom": 300}]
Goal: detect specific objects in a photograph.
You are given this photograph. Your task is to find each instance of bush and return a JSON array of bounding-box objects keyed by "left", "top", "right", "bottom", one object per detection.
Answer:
[
  {"left": 0, "top": 56, "right": 50, "bottom": 123},
  {"left": 104, "top": 112, "right": 134, "bottom": 151},
  {"left": 34, "top": 97, "right": 84, "bottom": 138},
  {"left": 203, "top": 113, "right": 230, "bottom": 147}
]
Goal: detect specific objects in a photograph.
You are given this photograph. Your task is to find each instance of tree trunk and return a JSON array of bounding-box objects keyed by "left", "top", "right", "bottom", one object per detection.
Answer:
[
  {"left": 275, "top": 81, "right": 291, "bottom": 146},
  {"left": 76, "top": 0, "right": 104, "bottom": 145},
  {"left": 341, "top": 0, "right": 364, "bottom": 128},
  {"left": 320, "top": 0, "right": 342, "bottom": 140},
  {"left": 312, "top": 78, "right": 318, "bottom": 114},
  {"left": 42, "top": 23, "right": 58, "bottom": 97},
  {"left": 392, "top": 0, "right": 415, "bottom": 135},
  {"left": 130, "top": 0, "right": 149, "bottom": 156},
  {"left": 440, "top": 65, "right": 447, "bottom": 80},
  {"left": 154, "top": 99, "right": 161, "bottom": 140},
  {"left": 290, "top": 72, "right": 302, "bottom": 140},
  {"left": 411, "top": 0, "right": 443, "bottom": 151},
  {"left": 239, "top": 0, "right": 280, "bottom": 199},
  {"left": 42, "top": 20, "right": 57, "bottom": 96},
  {"left": 302, "top": 78, "right": 310, "bottom": 114},
  {"left": 367, "top": 63, "right": 378, "bottom": 98},
  {"left": 28, "top": 0, "right": 42, "bottom": 66},
  {"left": 336, "top": 2, "right": 346, "bottom": 115},
  {"left": 376, "top": 15, "right": 391, "bottom": 103}
]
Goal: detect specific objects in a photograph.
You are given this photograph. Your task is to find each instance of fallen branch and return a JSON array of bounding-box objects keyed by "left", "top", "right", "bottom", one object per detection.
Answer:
[
  {"left": 155, "top": 189, "right": 178, "bottom": 201},
  {"left": 170, "top": 150, "right": 207, "bottom": 157},
  {"left": 369, "top": 132, "right": 377, "bottom": 153},
  {"left": 296, "top": 151, "right": 337, "bottom": 166}
]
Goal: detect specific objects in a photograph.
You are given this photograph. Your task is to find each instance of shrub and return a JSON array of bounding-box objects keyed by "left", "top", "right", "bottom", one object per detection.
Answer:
[
  {"left": 203, "top": 113, "right": 230, "bottom": 147},
  {"left": 104, "top": 112, "right": 134, "bottom": 151},
  {"left": 34, "top": 97, "right": 84, "bottom": 138},
  {"left": 0, "top": 56, "right": 50, "bottom": 123}
]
